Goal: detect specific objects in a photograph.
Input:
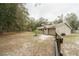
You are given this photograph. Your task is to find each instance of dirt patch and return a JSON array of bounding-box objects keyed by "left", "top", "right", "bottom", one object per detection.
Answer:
[{"left": 0, "top": 32, "right": 54, "bottom": 56}]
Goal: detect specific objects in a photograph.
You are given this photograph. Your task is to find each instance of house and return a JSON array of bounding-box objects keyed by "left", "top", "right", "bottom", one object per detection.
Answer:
[
  {"left": 37, "top": 22, "right": 72, "bottom": 35},
  {"left": 37, "top": 25, "right": 56, "bottom": 35},
  {"left": 56, "top": 22, "right": 72, "bottom": 35}
]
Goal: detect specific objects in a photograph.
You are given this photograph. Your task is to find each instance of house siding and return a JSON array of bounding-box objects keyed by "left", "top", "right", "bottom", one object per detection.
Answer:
[
  {"left": 56, "top": 24, "right": 71, "bottom": 35},
  {"left": 37, "top": 23, "right": 71, "bottom": 35},
  {"left": 48, "top": 28, "right": 56, "bottom": 35},
  {"left": 44, "top": 29, "right": 48, "bottom": 35}
]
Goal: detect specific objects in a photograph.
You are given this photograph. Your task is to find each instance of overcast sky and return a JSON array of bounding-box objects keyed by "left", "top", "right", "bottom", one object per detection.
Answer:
[{"left": 26, "top": 3, "right": 79, "bottom": 21}]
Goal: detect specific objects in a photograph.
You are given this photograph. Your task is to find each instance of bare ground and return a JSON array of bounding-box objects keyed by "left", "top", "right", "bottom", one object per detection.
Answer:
[{"left": 0, "top": 32, "right": 54, "bottom": 56}]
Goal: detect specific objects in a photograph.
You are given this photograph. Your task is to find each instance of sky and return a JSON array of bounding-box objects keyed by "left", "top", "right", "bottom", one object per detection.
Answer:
[{"left": 26, "top": 3, "right": 79, "bottom": 21}]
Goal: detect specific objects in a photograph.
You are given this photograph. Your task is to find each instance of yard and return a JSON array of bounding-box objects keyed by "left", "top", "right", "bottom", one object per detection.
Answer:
[
  {"left": 0, "top": 32, "right": 54, "bottom": 56},
  {"left": 62, "top": 32, "right": 79, "bottom": 56},
  {"left": 0, "top": 31, "right": 79, "bottom": 56}
]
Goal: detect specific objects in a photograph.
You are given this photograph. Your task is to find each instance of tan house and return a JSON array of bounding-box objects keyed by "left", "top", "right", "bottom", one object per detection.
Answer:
[
  {"left": 37, "top": 22, "right": 72, "bottom": 35},
  {"left": 37, "top": 25, "right": 56, "bottom": 35}
]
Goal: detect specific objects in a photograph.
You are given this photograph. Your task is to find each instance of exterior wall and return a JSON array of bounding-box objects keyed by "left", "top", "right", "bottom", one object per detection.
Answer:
[
  {"left": 48, "top": 28, "right": 56, "bottom": 35},
  {"left": 37, "top": 23, "right": 71, "bottom": 35},
  {"left": 44, "top": 29, "right": 48, "bottom": 35},
  {"left": 56, "top": 24, "right": 71, "bottom": 35},
  {"left": 39, "top": 29, "right": 44, "bottom": 34},
  {"left": 41, "top": 28, "right": 56, "bottom": 35}
]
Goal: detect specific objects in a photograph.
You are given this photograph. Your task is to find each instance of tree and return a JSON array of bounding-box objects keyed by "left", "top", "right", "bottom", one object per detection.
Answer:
[
  {"left": 0, "top": 3, "right": 29, "bottom": 33},
  {"left": 36, "top": 17, "right": 48, "bottom": 27},
  {"left": 65, "top": 13, "right": 78, "bottom": 30},
  {"left": 26, "top": 17, "right": 49, "bottom": 31},
  {"left": 0, "top": 4, "right": 17, "bottom": 32},
  {"left": 53, "top": 14, "right": 63, "bottom": 24},
  {"left": 15, "top": 4, "right": 29, "bottom": 31},
  {"left": 26, "top": 17, "right": 36, "bottom": 31}
]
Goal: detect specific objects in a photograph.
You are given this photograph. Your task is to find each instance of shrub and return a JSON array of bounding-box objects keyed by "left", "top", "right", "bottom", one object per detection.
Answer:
[{"left": 33, "top": 30, "right": 39, "bottom": 36}]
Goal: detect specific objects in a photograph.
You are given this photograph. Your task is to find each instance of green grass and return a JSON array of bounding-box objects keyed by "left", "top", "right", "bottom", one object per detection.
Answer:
[
  {"left": 63, "top": 33, "right": 79, "bottom": 42},
  {"left": 62, "top": 33, "right": 79, "bottom": 56}
]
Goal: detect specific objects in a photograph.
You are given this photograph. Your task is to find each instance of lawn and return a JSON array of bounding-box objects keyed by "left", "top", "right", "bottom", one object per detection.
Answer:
[
  {"left": 0, "top": 32, "right": 54, "bottom": 56},
  {"left": 2, "top": 31, "right": 79, "bottom": 56},
  {"left": 63, "top": 33, "right": 79, "bottom": 42},
  {"left": 62, "top": 33, "right": 79, "bottom": 56}
]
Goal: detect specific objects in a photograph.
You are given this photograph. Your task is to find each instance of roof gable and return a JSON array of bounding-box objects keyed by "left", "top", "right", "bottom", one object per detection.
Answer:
[
  {"left": 37, "top": 22, "right": 72, "bottom": 30},
  {"left": 55, "top": 22, "right": 72, "bottom": 29}
]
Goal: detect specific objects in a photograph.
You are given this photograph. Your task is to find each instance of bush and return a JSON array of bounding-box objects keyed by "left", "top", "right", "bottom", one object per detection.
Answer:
[{"left": 33, "top": 30, "right": 39, "bottom": 36}]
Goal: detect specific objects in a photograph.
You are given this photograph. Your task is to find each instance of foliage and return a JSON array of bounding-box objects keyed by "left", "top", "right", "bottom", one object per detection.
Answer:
[
  {"left": 53, "top": 14, "right": 63, "bottom": 24},
  {"left": 36, "top": 17, "right": 48, "bottom": 26},
  {"left": 0, "top": 3, "right": 29, "bottom": 32},
  {"left": 28, "top": 17, "right": 49, "bottom": 31},
  {"left": 1, "top": 4, "right": 79, "bottom": 33},
  {"left": 33, "top": 30, "right": 39, "bottom": 36},
  {"left": 53, "top": 13, "right": 79, "bottom": 30},
  {"left": 65, "top": 13, "right": 79, "bottom": 30}
]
